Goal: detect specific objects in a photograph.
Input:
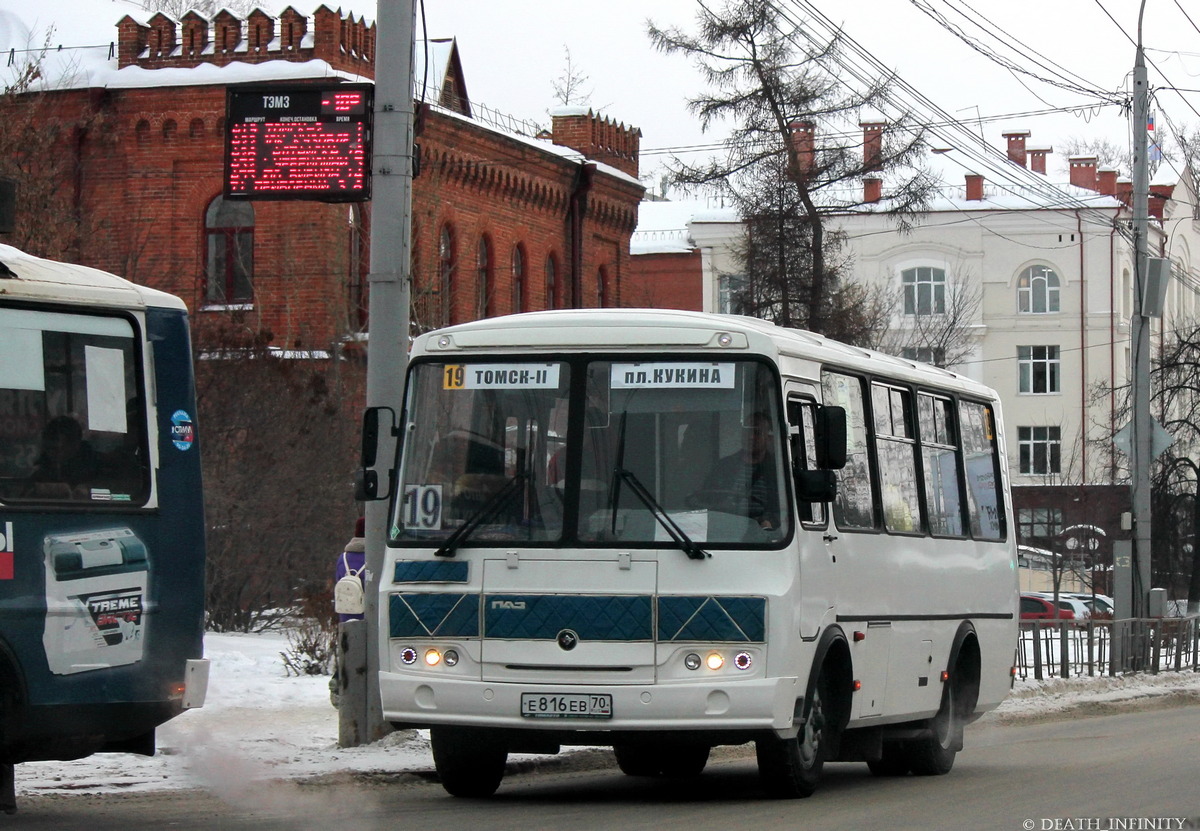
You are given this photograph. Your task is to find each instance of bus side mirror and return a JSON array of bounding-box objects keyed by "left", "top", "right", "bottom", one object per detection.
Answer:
[
  {"left": 795, "top": 469, "right": 837, "bottom": 503},
  {"left": 815, "top": 406, "right": 847, "bottom": 470},
  {"left": 356, "top": 406, "right": 396, "bottom": 501}
]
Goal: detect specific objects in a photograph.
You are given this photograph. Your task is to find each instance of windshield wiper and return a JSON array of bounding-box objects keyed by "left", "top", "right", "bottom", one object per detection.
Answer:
[
  {"left": 434, "top": 473, "right": 526, "bottom": 558},
  {"left": 616, "top": 468, "right": 709, "bottom": 561}
]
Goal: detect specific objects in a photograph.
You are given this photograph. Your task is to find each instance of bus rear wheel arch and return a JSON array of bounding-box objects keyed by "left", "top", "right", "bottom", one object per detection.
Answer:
[{"left": 868, "top": 624, "right": 981, "bottom": 778}]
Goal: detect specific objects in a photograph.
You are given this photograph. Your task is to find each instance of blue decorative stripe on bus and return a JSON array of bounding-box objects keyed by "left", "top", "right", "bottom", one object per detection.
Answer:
[
  {"left": 393, "top": 560, "right": 469, "bottom": 584},
  {"left": 389, "top": 593, "right": 479, "bottom": 638},
  {"left": 657, "top": 596, "right": 767, "bottom": 643},
  {"left": 484, "top": 594, "right": 653, "bottom": 641}
]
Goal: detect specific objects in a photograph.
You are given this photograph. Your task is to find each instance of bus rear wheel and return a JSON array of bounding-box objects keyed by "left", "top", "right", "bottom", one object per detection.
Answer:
[
  {"left": 755, "top": 669, "right": 834, "bottom": 798},
  {"left": 613, "top": 743, "right": 710, "bottom": 777},
  {"left": 908, "top": 683, "right": 959, "bottom": 776},
  {"left": 430, "top": 726, "right": 508, "bottom": 797}
]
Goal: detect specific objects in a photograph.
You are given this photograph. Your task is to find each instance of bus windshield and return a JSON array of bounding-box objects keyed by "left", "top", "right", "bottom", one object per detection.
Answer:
[{"left": 390, "top": 357, "right": 789, "bottom": 548}]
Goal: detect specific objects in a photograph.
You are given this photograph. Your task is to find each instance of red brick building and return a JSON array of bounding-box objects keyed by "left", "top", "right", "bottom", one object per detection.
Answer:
[{"left": 6, "top": 6, "right": 644, "bottom": 349}]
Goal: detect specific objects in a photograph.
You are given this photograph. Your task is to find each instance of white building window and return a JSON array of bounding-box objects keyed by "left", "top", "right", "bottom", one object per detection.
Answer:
[
  {"left": 1018, "top": 266, "right": 1060, "bottom": 314},
  {"left": 718, "top": 273, "right": 747, "bottom": 315},
  {"left": 1018, "top": 346, "right": 1060, "bottom": 394},
  {"left": 901, "top": 346, "right": 946, "bottom": 367},
  {"left": 902, "top": 266, "right": 945, "bottom": 315},
  {"left": 1018, "top": 426, "right": 1061, "bottom": 474}
]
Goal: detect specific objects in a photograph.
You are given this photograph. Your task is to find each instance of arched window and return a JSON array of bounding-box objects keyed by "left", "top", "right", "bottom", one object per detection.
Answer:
[
  {"left": 189, "top": 118, "right": 205, "bottom": 139},
  {"left": 135, "top": 119, "right": 151, "bottom": 147},
  {"left": 476, "top": 236, "right": 492, "bottom": 318},
  {"left": 439, "top": 225, "right": 456, "bottom": 325},
  {"left": 902, "top": 266, "right": 945, "bottom": 315},
  {"left": 511, "top": 245, "right": 526, "bottom": 313},
  {"left": 1018, "top": 266, "right": 1060, "bottom": 314},
  {"left": 162, "top": 119, "right": 177, "bottom": 142},
  {"left": 204, "top": 196, "right": 254, "bottom": 305},
  {"left": 597, "top": 266, "right": 608, "bottom": 307},
  {"left": 545, "top": 254, "right": 558, "bottom": 310}
]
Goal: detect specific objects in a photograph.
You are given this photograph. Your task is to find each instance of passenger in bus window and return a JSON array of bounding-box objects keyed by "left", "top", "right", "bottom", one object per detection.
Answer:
[
  {"left": 29, "top": 415, "right": 98, "bottom": 497},
  {"left": 693, "top": 412, "right": 780, "bottom": 530}
]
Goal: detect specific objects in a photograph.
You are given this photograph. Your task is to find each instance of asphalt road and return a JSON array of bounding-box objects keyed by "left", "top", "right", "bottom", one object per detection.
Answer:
[{"left": 11, "top": 698, "right": 1200, "bottom": 831}]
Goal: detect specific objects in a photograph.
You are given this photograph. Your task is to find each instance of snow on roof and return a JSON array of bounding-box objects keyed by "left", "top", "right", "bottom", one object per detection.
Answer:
[
  {"left": 632, "top": 199, "right": 740, "bottom": 255},
  {"left": 0, "top": 1, "right": 376, "bottom": 91},
  {"left": 0, "top": 243, "right": 186, "bottom": 310}
]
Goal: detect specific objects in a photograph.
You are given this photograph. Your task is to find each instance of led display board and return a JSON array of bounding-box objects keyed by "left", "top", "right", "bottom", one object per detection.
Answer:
[{"left": 224, "top": 84, "right": 373, "bottom": 201}]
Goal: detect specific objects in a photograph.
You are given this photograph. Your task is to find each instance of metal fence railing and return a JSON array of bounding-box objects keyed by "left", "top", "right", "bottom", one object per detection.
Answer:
[{"left": 1016, "top": 616, "right": 1200, "bottom": 680}]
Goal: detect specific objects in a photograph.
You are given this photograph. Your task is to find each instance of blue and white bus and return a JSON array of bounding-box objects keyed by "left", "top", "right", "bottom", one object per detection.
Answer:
[
  {"left": 0, "top": 245, "right": 208, "bottom": 808},
  {"left": 363, "top": 309, "right": 1017, "bottom": 799}
]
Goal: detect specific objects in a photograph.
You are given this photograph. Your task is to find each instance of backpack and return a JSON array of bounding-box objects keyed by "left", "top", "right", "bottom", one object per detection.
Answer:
[{"left": 334, "top": 552, "right": 365, "bottom": 616}]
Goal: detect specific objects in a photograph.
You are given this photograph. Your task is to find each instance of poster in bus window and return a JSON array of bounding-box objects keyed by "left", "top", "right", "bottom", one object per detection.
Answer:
[{"left": 42, "top": 527, "right": 149, "bottom": 675}]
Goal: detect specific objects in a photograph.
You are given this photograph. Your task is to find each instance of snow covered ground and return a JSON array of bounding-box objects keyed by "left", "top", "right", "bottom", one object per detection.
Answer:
[{"left": 13, "top": 631, "right": 1200, "bottom": 798}]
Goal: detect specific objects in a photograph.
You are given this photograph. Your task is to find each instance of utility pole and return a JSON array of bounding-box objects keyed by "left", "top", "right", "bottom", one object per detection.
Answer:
[
  {"left": 356, "top": 0, "right": 416, "bottom": 743},
  {"left": 1125, "top": 0, "right": 1153, "bottom": 621}
]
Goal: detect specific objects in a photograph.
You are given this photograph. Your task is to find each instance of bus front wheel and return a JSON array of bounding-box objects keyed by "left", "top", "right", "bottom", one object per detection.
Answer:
[
  {"left": 755, "top": 669, "right": 834, "bottom": 798},
  {"left": 430, "top": 726, "right": 508, "bottom": 797}
]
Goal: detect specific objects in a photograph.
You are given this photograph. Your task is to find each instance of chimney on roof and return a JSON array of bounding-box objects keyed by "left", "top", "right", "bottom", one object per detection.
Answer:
[
  {"left": 789, "top": 121, "right": 815, "bottom": 180},
  {"left": 864, "top": 176, "right": 882, "bottom": 203},
  {"left": 1097, "top": 168, "right": 1118, "bottom": 196},
  {"left": 1069, "top": 156, "right": 1098, "bottom": 191},
  {"left": 1003, "top": 130, "right": 1031, "bottom": 168},
  {"left": 1028, "top": 147, "right": 1051, "bottom": 175},
  {"left": 1117, "top": 177, "right": 1133, "bottom": 207},
  {"left": 549, "top": 108, "right": 642, "bottom": 178},
  {"left": 965, "top": 173, "right": 984, "bottom": 201},
  {"left": 861, "top": 120, "right": 886, "bottom": 173}
]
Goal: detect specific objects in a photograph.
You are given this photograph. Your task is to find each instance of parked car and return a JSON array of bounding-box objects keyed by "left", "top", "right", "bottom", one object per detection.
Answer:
[
  {"left": 1020, "top": 594, "right": 1076, "bottom": 620},
  {"left": 1062, "top": 592, "right": 1114, "bottom": 619},
  {"left": 1028, "top": 592, "right": 1092, "bottom": 619}
]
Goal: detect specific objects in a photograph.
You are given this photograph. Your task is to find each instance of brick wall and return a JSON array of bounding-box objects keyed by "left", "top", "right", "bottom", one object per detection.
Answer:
[
  {"left": 13, "top": 7, "right": 643, "bottom": 349},
  {"left": 626, "top": 251, "right": 703, "bottom": 311}
]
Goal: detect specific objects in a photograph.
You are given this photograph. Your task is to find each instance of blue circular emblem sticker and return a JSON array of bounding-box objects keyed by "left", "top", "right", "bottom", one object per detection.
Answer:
[{"left": 170, "top": 409, "right": 195, "bottom": 451}]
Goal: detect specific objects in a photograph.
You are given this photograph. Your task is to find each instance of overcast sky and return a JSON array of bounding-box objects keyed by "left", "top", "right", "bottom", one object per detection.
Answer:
[
  {"left": 4, "top": 0, "right": 1199, "bottom": 191},
  {"left": 411, "top": 0, "right": 1200, "bottom": 189}
]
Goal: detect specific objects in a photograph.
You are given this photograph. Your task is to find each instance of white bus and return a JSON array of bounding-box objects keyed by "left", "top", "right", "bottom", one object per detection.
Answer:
[{"left": 362, "top": 309, "right": 1017, "bottom": 799}]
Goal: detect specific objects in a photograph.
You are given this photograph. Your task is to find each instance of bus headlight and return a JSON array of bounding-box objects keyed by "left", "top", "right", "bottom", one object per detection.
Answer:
[
  {"left": 684, "top": 652, "right": 702, "bottom": 671},
  {"left": 424, "top": 649, "right": 442, "bottom": 666},
  {"left": 705, "top": 652, "right": 724, "bottom": 671},
  {"left": 443, "top": 649, "right": 459, "bottom": 667},
  {"left": 734, "top": 651, "right": 753, "bottom": 671},
  {"left": 400, "top": 646, "right": 418, "bottom": 665}
]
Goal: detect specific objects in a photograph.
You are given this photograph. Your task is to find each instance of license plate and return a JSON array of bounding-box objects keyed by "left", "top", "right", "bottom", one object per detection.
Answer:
[{"left": 520, "top": 692, "right": 613, "bottom": 719}]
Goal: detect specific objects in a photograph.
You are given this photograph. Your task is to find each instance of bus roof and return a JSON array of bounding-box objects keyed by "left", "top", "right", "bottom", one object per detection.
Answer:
[
  {"left": 0, "top": 244, "right": 187, "bottom": 312},
  {"left": 413, "top": 308, "right": 998, "bottom": 401}
]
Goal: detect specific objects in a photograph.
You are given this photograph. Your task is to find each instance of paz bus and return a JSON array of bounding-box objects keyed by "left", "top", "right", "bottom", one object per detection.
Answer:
[
  {"left": 0, "top": 245, "right": 208, "bottom": 809},
  {"left": 361, "top": 309, "right": 1017, "bottom": 799}
]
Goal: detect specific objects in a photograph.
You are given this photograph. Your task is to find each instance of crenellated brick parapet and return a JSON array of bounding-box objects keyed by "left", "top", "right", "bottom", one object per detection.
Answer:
[
  {"left": 549, "top": 108, "right": 641, "bottom": 179},
  {"left": 117, "top": 5, "right": 374, "bottom": 76}
]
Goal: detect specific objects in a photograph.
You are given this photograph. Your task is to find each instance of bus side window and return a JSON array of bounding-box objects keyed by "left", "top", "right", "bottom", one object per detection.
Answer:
[
  {"left": 821, "top": 371, "right": 877, "bottom": 531},
  {"left": 960, "top": 401, "right": 1005, "bottom": 540},
  {"left": 787, "top": 398, "right": 826, "bottom": 526},
  {"left": 872, "top": 383, "right": 921, "bottom": 534},
  {"left": 918, "top": 392, "right": 965, "bottom": 536}
]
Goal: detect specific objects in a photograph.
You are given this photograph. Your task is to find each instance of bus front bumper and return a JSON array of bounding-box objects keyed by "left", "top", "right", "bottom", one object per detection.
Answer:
[{"left": 380, "top": 671, "right": 803, "bottom": 737}]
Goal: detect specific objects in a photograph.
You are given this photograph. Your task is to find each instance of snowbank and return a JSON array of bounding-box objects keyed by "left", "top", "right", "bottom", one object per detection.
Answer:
[{"left": 14, "top": 631, "right": 1200, "bottom": 797}]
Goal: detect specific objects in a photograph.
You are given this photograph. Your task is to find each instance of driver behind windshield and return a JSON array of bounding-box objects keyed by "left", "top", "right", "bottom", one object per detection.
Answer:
[{"left": 696, "top": 411, "right": 780, "bottom": 531}]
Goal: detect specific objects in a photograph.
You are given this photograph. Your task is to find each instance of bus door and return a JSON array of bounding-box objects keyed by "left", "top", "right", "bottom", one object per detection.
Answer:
[{"left": 786, "top": 390, "right": 835, "bottom": 641}]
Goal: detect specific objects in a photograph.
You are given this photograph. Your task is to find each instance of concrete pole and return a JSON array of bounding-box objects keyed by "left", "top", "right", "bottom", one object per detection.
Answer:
[
  {"left": 1127, "top": 0, "right": 1152, "bottom": 622},
  {"left": 357, "top": 0, "right": 416, "bottom": 743}
]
